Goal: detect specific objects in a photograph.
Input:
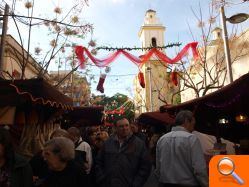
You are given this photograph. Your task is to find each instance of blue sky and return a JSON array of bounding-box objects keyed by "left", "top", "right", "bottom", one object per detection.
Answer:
[
  {"left": 4, "top": 0, "right": 249, "bottom": 98},
  {"left": 82, "top": 0, "right": 248, "bottom": 97}
]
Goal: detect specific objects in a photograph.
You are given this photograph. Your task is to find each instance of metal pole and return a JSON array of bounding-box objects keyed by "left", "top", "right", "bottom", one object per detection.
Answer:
[
  {"left": 220, "top": 6, "right": 233, "bottom": 83},
  {"left": 148, "top": 62, "right": 153, "bottom": 112},
  {"left": 0, "top": 4, "right": 9, "bottom": 77}
]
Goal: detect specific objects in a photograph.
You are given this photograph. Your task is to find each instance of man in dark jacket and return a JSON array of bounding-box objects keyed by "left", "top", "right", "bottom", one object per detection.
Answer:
[{"left": 95, "top": 118, "right": 151, "bottom": 187}]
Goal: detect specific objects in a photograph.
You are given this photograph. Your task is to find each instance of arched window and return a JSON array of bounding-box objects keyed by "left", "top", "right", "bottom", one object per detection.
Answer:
[
  {"left": 217, "top": 32, "right": 221, "bottom": 37},
  {"left": 151, "top": 37, "right": 157, "bottom": 47}
]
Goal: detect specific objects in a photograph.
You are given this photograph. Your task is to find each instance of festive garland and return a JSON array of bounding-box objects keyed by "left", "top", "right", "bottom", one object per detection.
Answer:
[
  {"left": 75, "top": 42, "right": 199, "bottom": 92},
  {"left": 105, "top": 107, "right": 125, "bottom": 115},
  {"left": 75, "top": 42, "right": 198, "bottom": 68},
  {"left": 96, "top": 42, "right": 182, "bottom": 51},
  {"left": 205, "top": 94, "right": 241, "bottom": 108}
]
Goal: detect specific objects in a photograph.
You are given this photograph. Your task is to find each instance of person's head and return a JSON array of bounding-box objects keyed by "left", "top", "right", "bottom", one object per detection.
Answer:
[
  {"left": 88, "top": 131, "right": 97, "bottom": 145},
  {"left": 0, "top": 128, "right": 14, "bottom": 162},
  {"left": 93, "top": 126, "right": 101, "bottom": 133},
  {"left": 50, "top": 129, "right": 71, "bottom": 140},
  {"left": 130, "top": 124, "right": 138, "bottom": 133},
  {"left": 67, "top": 127, "right": 81, "bottom": 143},
  {"left": 175, "top": 110, "right": 195, "bottom": 132},
  {"left": 42, "top": 137, "right": 75, "bottom": 171},
  {"left": 115, "top": 118, "right": 132, "bottom": 140},
  {"left": 99, "top": 131, "right": 109, "bottom": 141}
]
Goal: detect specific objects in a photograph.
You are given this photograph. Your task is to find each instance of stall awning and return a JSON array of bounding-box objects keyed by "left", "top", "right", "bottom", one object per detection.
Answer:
[
  {"left": 159, "top": 73, "right": 249, "bottom": 142},
  {"left": 63, "top": 106, "right": 104, "bottom": 126},
  {"left": 160, "top": 73, "right": 249, "bottom": 114},
  {"left": 138, "top": 111, "right": 175, "bottom": 127},
  {"left": 0, "top": 78, "right": 73, "bottom": 110}
]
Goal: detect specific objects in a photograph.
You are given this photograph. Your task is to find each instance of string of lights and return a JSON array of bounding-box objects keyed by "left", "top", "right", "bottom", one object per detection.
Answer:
[{"left": 96, "top": 42, "right": 182, "bottom": 51}]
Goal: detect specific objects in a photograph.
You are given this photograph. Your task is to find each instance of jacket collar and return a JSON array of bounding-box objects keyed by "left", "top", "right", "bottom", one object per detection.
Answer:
[
  {"left": 113, "top": 133, "right": 135, "bottom": 147},
  {"left": 171, "top": 126, "right": 188, "bottom": 132}
]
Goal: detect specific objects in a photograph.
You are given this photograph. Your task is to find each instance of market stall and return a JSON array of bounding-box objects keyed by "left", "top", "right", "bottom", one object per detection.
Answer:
[
  {"left": 160, "top": 73, "right": 249, "bottom": 145},
  {"left": 0, "top": 78, "right": 73, "bottom": 156}
]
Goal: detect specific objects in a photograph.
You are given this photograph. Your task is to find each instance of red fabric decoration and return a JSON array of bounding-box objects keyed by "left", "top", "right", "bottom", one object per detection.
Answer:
[
  {"left": 75, "top": 42, "right": 198, "bottom": 69},
  {"left": 96, "top": 74, "right": 106, "bottom": 93},
  {"left": 75, "top": 46, "right": 86, "bottom": 69},
  {"left": 171, "top": 71, "right": 178, "bottom": 86},
  {"left": 12, "top": 69, "right": 20, "bottom": 79},
  {"left": 138, "top": 72, "right": 145, "bottom": 88}
]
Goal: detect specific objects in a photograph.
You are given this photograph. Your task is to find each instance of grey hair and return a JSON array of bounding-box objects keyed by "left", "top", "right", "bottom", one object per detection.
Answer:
[
  {"left": 50, "top": 129, "right": 71, "bottom": 139},
  {"left": 44, "top": 137, "right": 75, "bottom": 162},
  {"left": 175, "top": 110, "right": 193, "bottom": 126},
  {"left": 67, "top": 127, "right": 81, "bottom": 138},
  {"left": 115, "top": 118, "right": 130, "bottom": 126}
]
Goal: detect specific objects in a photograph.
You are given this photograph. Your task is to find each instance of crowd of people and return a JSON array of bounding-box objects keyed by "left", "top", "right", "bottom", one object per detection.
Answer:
[{"left": 0, "top": 110, "right": 225, "bottom": 187}]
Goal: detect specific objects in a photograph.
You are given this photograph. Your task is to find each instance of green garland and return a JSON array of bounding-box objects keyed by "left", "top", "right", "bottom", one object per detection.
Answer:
[{"left": 96, "top": 42, "right": 182, "bottom": 51}]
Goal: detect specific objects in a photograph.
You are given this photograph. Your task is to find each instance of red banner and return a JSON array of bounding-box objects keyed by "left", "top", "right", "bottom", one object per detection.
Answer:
[{"left": 75, "top": 42, "right": 198, "bottom": 68}]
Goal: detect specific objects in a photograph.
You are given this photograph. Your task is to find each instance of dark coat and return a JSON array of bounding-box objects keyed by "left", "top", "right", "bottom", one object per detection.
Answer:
[
  {"left": 30, "top": 153, "right": 88, "bottom": 187},
  {"left": 30, "top": 151, "right": 48, "bottom": 179},
  {"left": 37, "top": 161, "right": 88, "bottom": 187},
  {"left": 10, "top": 153, "right": 33, "bottom": 187},
  {"left": 95, "top": 134, "right": 151, "bottom": 187}
]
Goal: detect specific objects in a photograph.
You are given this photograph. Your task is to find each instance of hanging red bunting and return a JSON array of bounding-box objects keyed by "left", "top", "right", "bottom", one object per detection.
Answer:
[
  {"left": 138, "top": 72, "right": 145, "bottom": 88},
  {"left": 75, "top": 42, "right": 198, "bottom": 68},
  {"left": 170, "top": 65, "right": 178, "bottom": 86},
  {"left": 96, "top": 74, "right": 106, "bottom": 93},
  {"left": 105, "top": 107, "right": 125, "bottom": 115},
  {"left": 171, "top": 71, "right": 178, "bottom": 86}
]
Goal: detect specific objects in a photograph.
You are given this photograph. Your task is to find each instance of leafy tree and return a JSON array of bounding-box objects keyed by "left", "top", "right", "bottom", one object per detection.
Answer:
[{"left": 91, "top": 93, "right": 135, "bottom": 124}]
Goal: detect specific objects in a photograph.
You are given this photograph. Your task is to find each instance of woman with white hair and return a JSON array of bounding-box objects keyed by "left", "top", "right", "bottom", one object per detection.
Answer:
[
  {"left": 37, "top": 137, "right": 88, "bottom": 187},
  {"left": 30, "top": 129, "right": 72, "bottom": 185}
]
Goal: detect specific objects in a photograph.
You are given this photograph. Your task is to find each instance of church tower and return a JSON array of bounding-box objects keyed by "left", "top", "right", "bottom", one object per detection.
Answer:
[
  {"left": 134, "top": 10, "right": 176, "bottom": 113},
  {"left": 138, "top": 9, "right": 165, "bottom": 49}
]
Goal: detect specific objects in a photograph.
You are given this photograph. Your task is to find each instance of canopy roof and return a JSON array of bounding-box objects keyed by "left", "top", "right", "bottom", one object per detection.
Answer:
[
  {"left": 0, "top": 78, "right": 73, "bottom": 110},
  {"left": 138, "top": 111, "right": 175, "bottom": 127},
  {"left": 62, "top": 106, "right": 104, "bottom": 127},
  {"left": 159, "top": 73, "right": 249, "bottom": 142}
]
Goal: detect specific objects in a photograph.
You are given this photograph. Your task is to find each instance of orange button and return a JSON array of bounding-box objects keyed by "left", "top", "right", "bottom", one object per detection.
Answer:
[
  {"left": 218, "top": 157, "right": 234, "bottom": 175},
  {"left": 209, "top": 155, "right": 249, "bottom": 187}
]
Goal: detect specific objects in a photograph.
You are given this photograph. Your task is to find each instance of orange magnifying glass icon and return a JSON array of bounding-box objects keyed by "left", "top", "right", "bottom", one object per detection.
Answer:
[{"left": 217, "top": 157, "right": 244, "bottom": 185}]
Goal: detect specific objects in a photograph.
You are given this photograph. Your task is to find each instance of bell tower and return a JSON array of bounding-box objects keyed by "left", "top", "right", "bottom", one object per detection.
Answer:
[
  {"left": 135, "top": 10, "right": 172, "bottom": 113},
  {"left": 138, "top": 9, "right": 165, "bottom": 49}
]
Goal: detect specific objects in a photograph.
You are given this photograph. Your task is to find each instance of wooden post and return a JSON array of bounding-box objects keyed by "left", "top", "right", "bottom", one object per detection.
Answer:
[{"left": 0, "top": 4, "right": 9, "bottom": 77}]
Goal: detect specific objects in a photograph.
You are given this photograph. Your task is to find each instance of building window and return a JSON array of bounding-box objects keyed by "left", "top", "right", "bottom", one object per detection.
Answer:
[
  {"left": 150, "top": 15, "right": 153, "bottom": 19},
  {"left": 151, "top": 37, "right": 157, "bottom": 47}
]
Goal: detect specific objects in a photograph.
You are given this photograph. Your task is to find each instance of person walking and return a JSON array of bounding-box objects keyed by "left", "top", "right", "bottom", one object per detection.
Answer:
[
  {"left": 155, "top": 110, "right": 208, "bottom": 187},
  {"left": 95, "top": 118, "right": 151, "bottom": 187}
]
